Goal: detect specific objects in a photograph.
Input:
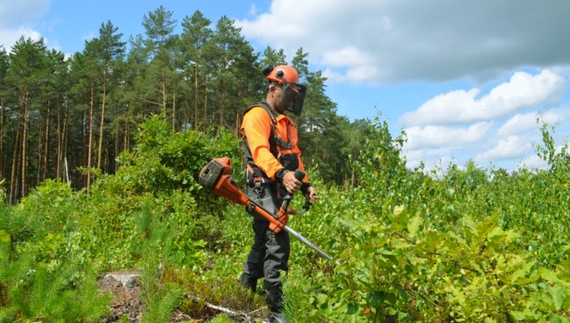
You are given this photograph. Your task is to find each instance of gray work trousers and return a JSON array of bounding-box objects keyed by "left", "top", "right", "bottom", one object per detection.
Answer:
[{"left": 242, "top": 184, "right": 290, "bottom": 311}]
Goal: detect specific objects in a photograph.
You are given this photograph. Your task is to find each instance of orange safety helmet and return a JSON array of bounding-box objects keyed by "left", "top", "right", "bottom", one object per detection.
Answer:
[
  {"left": 262, "top": 64, "right": 306, "bottom": 116},
  {"left": 263, "top": 64, "right": 300, "bottom": 84}
]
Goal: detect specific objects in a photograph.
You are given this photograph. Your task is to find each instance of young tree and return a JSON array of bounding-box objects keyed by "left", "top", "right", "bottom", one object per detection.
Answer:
[
  {"left": 142, "top": 5, "right": 179, "bottom": 119},
  {"left": 259, "top": 46, "right": 288, "bottom": 67},
  {"left": 52, "top": 54, "right": 72, "bottom": 183},
  {"left": 180, "top": 11, "right": 213, "bottom": 130},
  {"left": 37, "top": 49, "right": 68, "bottom": 182},
  {"left": 208, "top": 16, "right": 258, "bottom": 129},
  {"left": 68, "top": 50, "right": 98, "bottom": 190},
  {"left": 122, "top": 35, "right": 149, "bottom": 151},
  {"left": 84, "top": 21, "right": 126, "bottom": 172}
]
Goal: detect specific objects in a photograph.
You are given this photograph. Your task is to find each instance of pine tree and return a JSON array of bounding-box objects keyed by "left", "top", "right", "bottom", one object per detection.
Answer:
[
  {"left": 208, "top": 16, "right": 259, "bottom": 130},
  {"left": 6, "top": 37, "right": 50, "bottom": 202},
  {"left": 0, "top": 47, "right": 9, "bottom": 182},
  {"left": 181, "top": 11, "right": 213, "bottom": 130},
  {"left": 142, "top": 5, "right": 179, "bottom": 120},
  {"left": 84, "top": 20, "right": 126, "bottom": 174}
]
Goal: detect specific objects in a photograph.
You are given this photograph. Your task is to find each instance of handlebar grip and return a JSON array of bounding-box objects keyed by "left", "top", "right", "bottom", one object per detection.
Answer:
[{"left": 294, "top": 169, "right": 305, "bottom": 181}]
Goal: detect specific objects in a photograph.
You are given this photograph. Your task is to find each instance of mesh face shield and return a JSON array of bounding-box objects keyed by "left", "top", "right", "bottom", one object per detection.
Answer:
[{"left": 282, "top": 83, "right": 306, "bottom": 116}]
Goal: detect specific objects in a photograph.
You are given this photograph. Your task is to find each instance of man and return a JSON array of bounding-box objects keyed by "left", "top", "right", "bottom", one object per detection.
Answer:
[{"left": 238, "top": 64, "right": 319, "bottom": 322}]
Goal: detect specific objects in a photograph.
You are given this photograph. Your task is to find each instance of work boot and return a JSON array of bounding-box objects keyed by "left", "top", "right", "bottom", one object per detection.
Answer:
[
  {"left": 267, "top": 311, "right": 286, "bottom": 323},
  {"left": 238, "top": 273, "right": 257, "bottom": 293},
  {"left": 266, "top": 284, "right": 284, "bottom": 322}
]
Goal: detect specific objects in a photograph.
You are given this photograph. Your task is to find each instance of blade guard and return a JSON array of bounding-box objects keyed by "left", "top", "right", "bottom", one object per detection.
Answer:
[{"left": 199, "top": 157, "right": 295, "bottom": 233}]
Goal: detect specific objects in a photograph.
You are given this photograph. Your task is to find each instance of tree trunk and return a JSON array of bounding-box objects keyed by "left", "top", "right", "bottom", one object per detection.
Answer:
[
  {"left": 194, "top": 66, "right": 198, "bottom": 130},
  {"left": 41, "top": 98, "right": 51, "bottom": 182},
  {"left": 115, "top": 116, "right": 120, "bottom": 173},
  {"left": 20, "top": 90, "right": 29, "bottom": 200},
  {"left": 203, "top": 82, "right": 208, "bottom": 129},
  {"left": 124, "top": 101, "right": 131, "bottom": 152},
  {"left": 37, "top": 117, "right": 44, "bottom": 183},
  {"left": 162, "top": 71, "right": 167, "bottom": 114},
  {"left": 97, "top": 82, "right": 106, "bottom": 170},
  {"left": 220, "top": 84, "right": 225, "bottom": 127},
  {"left": 56, "top": 103, "right": 61, "bottom": 179},
  {"left": 0, "top": 97, "right": 4, "bottom": 180},
  {"left": 9, "top": 104, "right": 22, "bottom": 204},
  {"left": 62, "top": 109, "right": 69, "bottom": 183},
  {"left": 172, "top": 91, "right": 176, "bottom": 131},
  {"left": 87, "top": 83, "right": 94, "bottom": 192}
]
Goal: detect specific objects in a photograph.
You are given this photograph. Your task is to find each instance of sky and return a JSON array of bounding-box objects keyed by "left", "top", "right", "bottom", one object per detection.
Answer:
[{"left": 2, "top": 0, "right": 570, "bottom": 173}]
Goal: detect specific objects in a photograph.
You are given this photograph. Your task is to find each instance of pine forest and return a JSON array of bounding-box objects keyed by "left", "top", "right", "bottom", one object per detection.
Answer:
[{"left": 0, "top": 6, "right": 569, "bottom": 323}]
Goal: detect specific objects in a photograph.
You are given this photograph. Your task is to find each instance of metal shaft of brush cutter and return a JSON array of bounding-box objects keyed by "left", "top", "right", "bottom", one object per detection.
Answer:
[
  {"left": 284, "top": 225, "right": 339, "bottom": 265},
  {"left": 280, "top": 170, "right": 340, "bottom": 265}
]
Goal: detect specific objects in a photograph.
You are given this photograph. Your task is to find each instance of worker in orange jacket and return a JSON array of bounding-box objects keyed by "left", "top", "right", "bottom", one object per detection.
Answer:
[{"left": 239, "top": 64, "right": 319, "bottom": 322}]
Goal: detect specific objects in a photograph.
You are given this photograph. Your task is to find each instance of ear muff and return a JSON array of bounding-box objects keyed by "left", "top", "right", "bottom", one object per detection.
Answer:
[{"left": 262, "top": 64, "right": 274, "bottom": 77}]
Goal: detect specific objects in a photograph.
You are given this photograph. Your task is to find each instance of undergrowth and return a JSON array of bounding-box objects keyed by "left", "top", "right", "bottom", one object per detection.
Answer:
[{"left": 0, "top": 117, "right": 569, "bottom": 322}]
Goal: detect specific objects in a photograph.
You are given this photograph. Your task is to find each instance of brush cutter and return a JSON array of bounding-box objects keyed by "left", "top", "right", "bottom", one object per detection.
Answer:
[{"left": 199, "top": 157, "right": 339, "bottom": 265}]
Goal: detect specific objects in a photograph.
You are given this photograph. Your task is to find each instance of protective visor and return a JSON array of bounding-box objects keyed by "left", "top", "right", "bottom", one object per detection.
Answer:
[{"left": 282, "top": 83, "right": 306, "bottom": 116}]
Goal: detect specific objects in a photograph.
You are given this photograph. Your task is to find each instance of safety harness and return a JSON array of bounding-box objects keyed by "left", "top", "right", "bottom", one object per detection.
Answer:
[
  {"left": 242, "top": 100, "right": 298, "bottom": 185},
  {"left": 242, "top": 101, "right": 311, "bottom": 221}
]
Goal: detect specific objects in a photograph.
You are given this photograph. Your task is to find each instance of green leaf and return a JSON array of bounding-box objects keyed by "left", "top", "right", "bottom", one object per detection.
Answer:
[
  {"left": 391, "top": 240, "right": 413, "bottom": 249},
  {"left": 548, "top": 285, "right": 565, "bottom": 311},
  {"left": 393, "top": 205, "right": 404, "bottom": 216},
  {"left": 370, "top": 291, "right": 385, "bottom": 308},
  {"left": 316, "top": 293, "right": 328, "bottom": 305},
  {"left": 407, "top": 214, "right": 422, "bottom": 238},
  {"left": 509, "top": 260, "right": 536, "bottom": 284},
  {"left": 0, "top": 230, "right": 9, "bottom": 243},
  {"left": 346, "top": 303, "right": 358, "bottom": 315}
]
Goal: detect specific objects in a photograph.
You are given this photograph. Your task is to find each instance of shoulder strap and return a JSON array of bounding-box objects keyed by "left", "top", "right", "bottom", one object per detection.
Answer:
[
  {"left": 243, "top": 101, "right": 293, "bottom": 153},
  {"left": 242, "top": 101, "right": 293, "bottom": 179}
]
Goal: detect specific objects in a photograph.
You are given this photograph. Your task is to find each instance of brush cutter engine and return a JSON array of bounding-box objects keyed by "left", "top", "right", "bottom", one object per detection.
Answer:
[{"left": 199, "top": 157, "right": 297, "bottom": 233}]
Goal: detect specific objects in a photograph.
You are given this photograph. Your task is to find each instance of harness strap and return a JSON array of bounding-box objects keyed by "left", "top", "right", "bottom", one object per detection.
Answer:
[{"left": 243, "top": 101, "right": 293, "bottom": 180}]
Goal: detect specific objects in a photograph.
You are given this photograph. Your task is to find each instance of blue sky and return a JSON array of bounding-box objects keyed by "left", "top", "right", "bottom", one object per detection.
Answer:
[{"left": 2, "top": 0, "right": 570, "bottom": 173}]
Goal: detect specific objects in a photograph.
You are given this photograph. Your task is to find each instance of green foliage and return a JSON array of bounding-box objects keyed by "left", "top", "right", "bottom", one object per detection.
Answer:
[
  {"left": 0, "top": 114, "right": 245, "bottom": 321},
  {"left": 1, "top": 115, "right": 569, "bottom": 323},
  {"left": 1, "top": 7, "right": 385, "bottom": 203},
  {"left": 207, "top": 314, "right": 236, "bottom": 323},
  {"left": 76, "top": 115, "right": 242, "bottom": 271},
  {"left": 277, "top": 120, "right": 570, "bottom": 322},
  {"left": 5, "top": 257, "right": 111, "bottom": 322},
  {"left": 0, "top": 181, "right": 111, "bottom": 322},
  {"left": 135, "top": 204, "right": 182, "bottom": 323}
]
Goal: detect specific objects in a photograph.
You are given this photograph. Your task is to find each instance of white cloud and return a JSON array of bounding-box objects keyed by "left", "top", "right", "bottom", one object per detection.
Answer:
[
  {"left": 403, "top": 122, "right": 492, "bottom": 150},
  {"left": 0, "top": 0, "right": 49, "bottom": 28},
  {"left": 236, "top": 0, "right": 570, "bottom": 84},
  {"left": 404, "top": 150, "right": 458, "bottom": 173},
  {"left": 247, "top": 4, "right": 258, "bottom": 17},
  {"left": 0, "top": 0, "right": 49, "bottom": 52},
  {"left": 0, "top": 27, "right": 43, "bottom": 51},
  {"left": 399, "top": 70, "right": 566, "bottom": 126},
  {"left": 517, "top": 155, "right": 548, "bottom": 170},
  {"left": 497, "top": 111, "right": 566, "bottom": 137},
  {"left": 475, "top": 136, "right": 533, "bottom": 162}
]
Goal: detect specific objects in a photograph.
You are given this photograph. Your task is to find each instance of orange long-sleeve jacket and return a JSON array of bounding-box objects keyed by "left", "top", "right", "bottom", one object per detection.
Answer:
[{"left": 240, "top": 105, "right": 308, "bottom": 182}]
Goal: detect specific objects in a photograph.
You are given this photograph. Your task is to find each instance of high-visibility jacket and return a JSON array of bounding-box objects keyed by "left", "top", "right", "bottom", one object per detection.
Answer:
[{"left": 240, "top": 101, "right": 309, "bottom": 183}]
